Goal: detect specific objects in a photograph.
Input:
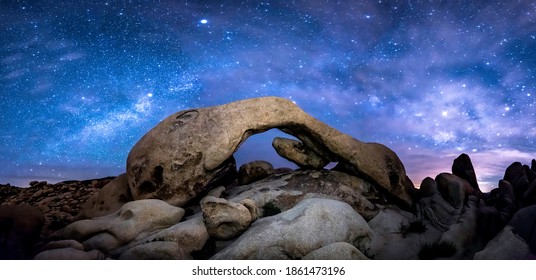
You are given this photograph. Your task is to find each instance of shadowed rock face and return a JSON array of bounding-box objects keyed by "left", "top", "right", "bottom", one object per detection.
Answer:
[{"left": 126, "top": 96, "right": 414, "bottom": 207}]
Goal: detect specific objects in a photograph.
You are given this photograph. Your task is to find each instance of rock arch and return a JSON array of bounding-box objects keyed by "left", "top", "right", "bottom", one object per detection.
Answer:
[{"left": 126, "top": 96, "right": 415, "bottom": 208}]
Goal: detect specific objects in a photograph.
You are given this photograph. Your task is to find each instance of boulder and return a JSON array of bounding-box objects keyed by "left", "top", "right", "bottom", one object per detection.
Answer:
[
  {"left": 302, "top": 242, "right": 368, "bottom": 260},
  {"left": 474, "top": 226, "right": 530, "bottom": 259},
  {"left": 367, "top": 207, "right": 442, "bottom": 259},
  {"left": 438, "top": 195, "right": 479, "bottom": 258},
  {"left": 272, "top": 137, "right": 329, "bottom": 169},
  {"left": 531, "top": 159, "right": 536, "bottom": 178},
  {"left": 39, "top": 239, "right": 85, "bottom": 252},
  {"left": 524, "top": 179, "right": 536, "bottom": 206},
  {"left": 225, "top": 170, "right": 381, "bottom": 220},
  {"left": 201, "top": 196, "right": 256, "bottom": 239},
  {"left": 420, "top": 190, "right": 458, "bottom": 231},
  {"left": 114, "top": 214, "right": 209, "bottom": 260},
  {"left": 76, "top": 173, "right": 132, "bottom": 220},
  {"left": 509, "top": 204, "right": 536, "bottom": 253},
  {"left": 211, "top": 198, "right": 372, "bottom": 259},
  {"left": 503, "top": 162, "right": 530, "bottom": 204},
  {"left": 50, "top": 199, "right": 184, "bottom": 254},
  {"left": 435, "top": 173, "right": 474, "bottom": 209},
  {"left": 451, "top": 153, "right": 482, "bottom": 196},
  {"left": 419, "top": 177, "right": 438, "bottom": 197},
  {"left": 237, "top": 161, "right": 274, "bottom": 185},
  {"left": 0, "top": 204, "right": 45, "bottom": 259},
  {"left": 119, "top": 241, "right": 185, "bottom": 260},
  {"left": 126, "top": 96, "right": 414, "bottom": 208}
]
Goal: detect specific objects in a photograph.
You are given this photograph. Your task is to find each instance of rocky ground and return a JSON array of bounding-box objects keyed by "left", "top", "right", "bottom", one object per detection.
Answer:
[{"left": 1, "top": 97, "right": 536, "bottom": 260}]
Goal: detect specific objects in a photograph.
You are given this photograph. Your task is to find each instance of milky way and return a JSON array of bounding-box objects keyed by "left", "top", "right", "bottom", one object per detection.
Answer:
[{"left": 1, "top": 1, "right": 535, "bottom": 191}]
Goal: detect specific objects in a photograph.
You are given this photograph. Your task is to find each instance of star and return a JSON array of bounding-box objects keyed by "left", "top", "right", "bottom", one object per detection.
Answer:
[{"left": 0, "top": 0, "right": 534, "bottom": 193}]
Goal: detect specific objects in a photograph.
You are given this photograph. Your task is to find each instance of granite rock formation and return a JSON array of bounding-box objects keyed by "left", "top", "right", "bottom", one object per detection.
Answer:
[
  {"left": 126, "top": 96, "right": 414, "bottom": 208},
  {"left": 1, "top": 97, "right": 536, "bottom": 260}
]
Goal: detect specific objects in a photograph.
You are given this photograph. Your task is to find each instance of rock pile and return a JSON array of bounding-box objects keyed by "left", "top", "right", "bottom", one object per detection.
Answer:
[
  {"left": 1, "top": 177, "right": 114, "bottom": 258},
  {"left": 1, "top": 97, "right": 535, "bottom": 260}
]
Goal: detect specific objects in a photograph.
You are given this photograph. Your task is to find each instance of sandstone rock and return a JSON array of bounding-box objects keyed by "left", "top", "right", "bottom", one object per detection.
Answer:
[
  {"left": 272, "top": 137, "right": 329, "bottom": 169},
  {"left": 452, "top": 153, "right": 482, "bottom": 196},
  {"left": 0, "top": 204, "right": 45, "bottom": 259},
  {"left": 50, "top": 199, "right": 184, "bottom": 254},
  {"left": 302, "top": 242, "right": 368, "bottom": 260},
  {"left": 201, "top": 196, "right": 254, "bottom": 239},
  {"left": 76, "top": 173, "right": 132, "bottom": 220},
  {"left": 126, "top": 97, "right": 414, "bottom": 208},
  {"left": 474, "top": 226, "right": 530, "bottom": 259},
  {"left": 211, "top": 198, "right": 372, "bottom": 260},
  {"left": 238, "top": 160, "right": 274, "bottom": 185},
  {"left": 34, "top": 248, "right": 105, "bottom": 260}
]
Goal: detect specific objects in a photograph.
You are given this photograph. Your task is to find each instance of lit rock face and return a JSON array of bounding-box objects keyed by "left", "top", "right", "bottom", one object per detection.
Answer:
[{"left": 126, "top": 96, "right": 414, "bottom": 208}]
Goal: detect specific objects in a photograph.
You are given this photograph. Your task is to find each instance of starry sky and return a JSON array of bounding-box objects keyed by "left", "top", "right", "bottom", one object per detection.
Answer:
[{"left": 1, "top": 0, "right": 535, "bottom": 191}]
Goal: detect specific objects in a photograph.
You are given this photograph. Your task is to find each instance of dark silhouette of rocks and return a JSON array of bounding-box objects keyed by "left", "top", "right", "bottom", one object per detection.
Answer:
[
  {"left": 0, "top": 204, "right": 44, "bottom": 259},
  {"left": 1, "top": 97, "right": 536, "bottom": 260},
  {"left": 452, "top": 153, "right": 482, "bottom": 197},
  {"left": 504, "top": 162, "right": 531, "bottom": 207}
]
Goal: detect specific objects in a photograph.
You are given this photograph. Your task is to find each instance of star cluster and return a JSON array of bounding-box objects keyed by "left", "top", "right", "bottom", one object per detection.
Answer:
[{"left": 1, "top": 1, "right": 535, "bottom": 191}]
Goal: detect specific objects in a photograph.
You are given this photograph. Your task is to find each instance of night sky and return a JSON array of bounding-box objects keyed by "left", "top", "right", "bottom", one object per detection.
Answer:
[{"left": 1, "top": 1, "right": 535, "bottom": 191}]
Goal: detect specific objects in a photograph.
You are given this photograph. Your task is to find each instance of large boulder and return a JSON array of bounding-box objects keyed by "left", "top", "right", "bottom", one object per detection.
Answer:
[
  {"left": 225, "top": 170, "right": 382, "bottom": 220},
  {"left": 474, "top": 226, "right": 531, "bottom": 259},
  {"left": 201, "top": 197, "right": 257, "bottom": 239},
  {"left": 504, "top": 162, "right": 530, "bottom": 205},
  {"left": 451, "top": 153, "right": 482, "bottom": 196},
  {"left": 49, "top": 199, "right": 184, "bottom": 254},
  {"left": 0, "top": 204, "right": 45, "bottom": 259},
  {"left": 366, "top": 207, "right": 443, "bottom": 260},
  {"left": 435, "top": 173, "right": 475, "bottom": 209},
  {"left": 237, "top": 161, "right": 274, "bottom": 185},
  {"left": 438, "top": 195, "right": 479, "bottom": 259},
  {"left": 272, "top": 137, "right": 329, "bottom": 169},
  {"left": 76, "top": 173, "right": 132, "bottom": 220},
  {"left": 509, "top": 205, "right": 536, "bottom": 253},
  {"left": 126, "top": 97, "right": 414, "bottom": 208},
  {"left": 113, "top": 214, "right": 209, "bottom": 260},
  {"left": 211, "top": 198, "right": 372, "bottom": 259}
]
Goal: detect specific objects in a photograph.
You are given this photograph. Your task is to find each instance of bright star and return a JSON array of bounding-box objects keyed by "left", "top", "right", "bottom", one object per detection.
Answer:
[{"left": 200, "top": 19, "right": 208, "bottom": 24}]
